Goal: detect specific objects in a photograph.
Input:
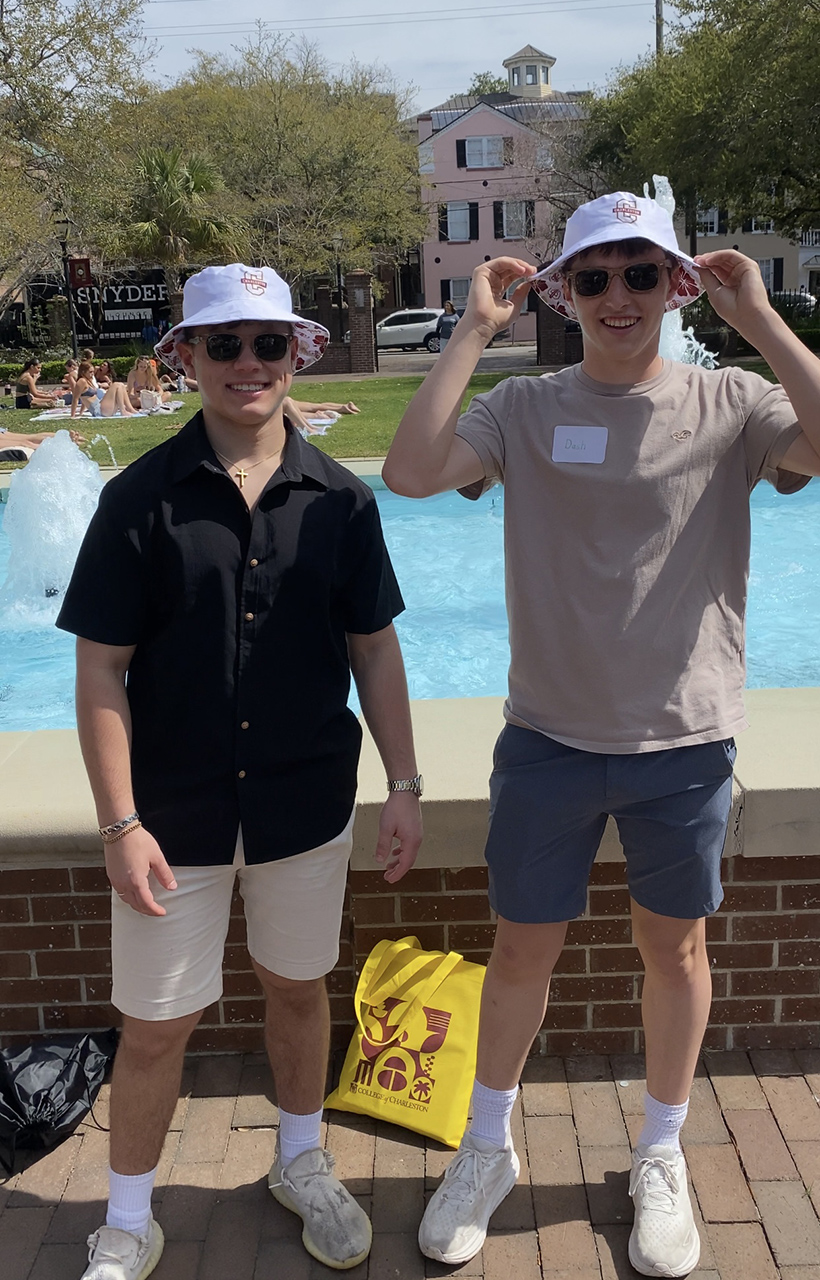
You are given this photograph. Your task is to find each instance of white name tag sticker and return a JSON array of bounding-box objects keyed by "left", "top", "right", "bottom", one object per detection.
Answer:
[{"left": 552, "top": 426, "right": 608, "bottom": 464}]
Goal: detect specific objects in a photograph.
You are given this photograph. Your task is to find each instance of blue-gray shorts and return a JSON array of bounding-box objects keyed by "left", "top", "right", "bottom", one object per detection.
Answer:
[{"left": 485, "top": 725, "right": 736, "bottom": 923}]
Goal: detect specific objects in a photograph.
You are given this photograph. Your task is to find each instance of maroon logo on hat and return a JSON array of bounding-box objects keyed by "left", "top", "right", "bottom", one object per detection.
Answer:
[
  {"left": 240, "top": 271, "right": 267, "bottom": 296},
  {"left": 612, "top": 199, "right": 641, "bottom": 224}
]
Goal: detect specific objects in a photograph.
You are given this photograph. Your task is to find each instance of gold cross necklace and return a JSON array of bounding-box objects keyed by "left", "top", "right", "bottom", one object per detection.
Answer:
[{"left": 213, "top": 447, "right": 280, "bottom": 489}]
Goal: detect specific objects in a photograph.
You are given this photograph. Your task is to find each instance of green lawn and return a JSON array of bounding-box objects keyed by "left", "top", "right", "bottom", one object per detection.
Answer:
[
  {"left": 0, "top": 373, "right": 520, "bottom": 470},
  {"left": 1, "top": 362, "right": 779, "bottom": 471}
]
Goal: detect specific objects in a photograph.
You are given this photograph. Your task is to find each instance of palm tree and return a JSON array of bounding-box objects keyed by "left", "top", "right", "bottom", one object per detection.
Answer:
[{"left": 126, "top": 147, "right": 247, "bottom": 300}]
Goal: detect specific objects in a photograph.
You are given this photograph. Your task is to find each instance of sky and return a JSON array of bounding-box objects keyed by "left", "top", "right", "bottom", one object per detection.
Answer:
[{"left": 139, "top": 0, "right": 667, "bottom": 107}]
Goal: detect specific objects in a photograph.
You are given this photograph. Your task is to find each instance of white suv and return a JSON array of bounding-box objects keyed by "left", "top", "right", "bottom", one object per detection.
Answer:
[{"left": 376, "top": 308, "right": 444, "bottom": 351}]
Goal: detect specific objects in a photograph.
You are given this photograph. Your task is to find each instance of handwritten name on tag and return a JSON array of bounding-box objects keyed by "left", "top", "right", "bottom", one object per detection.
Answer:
[{"left": 552, "top": 426, "right": 608, "bottom": 464}]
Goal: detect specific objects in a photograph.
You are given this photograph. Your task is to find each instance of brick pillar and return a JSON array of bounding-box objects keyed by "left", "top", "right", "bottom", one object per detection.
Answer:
[
  {"left": 345, "top": 270, "right": 376, "bottom": 375},
  {"left": 169, "top": 291, "right": 183, "bottom": 327},
  {"left": 535, "top": 292, "right": 566, "bottom": 365},
  {"left": 315, "top": 281, "right": 333, "bottom": 335}
]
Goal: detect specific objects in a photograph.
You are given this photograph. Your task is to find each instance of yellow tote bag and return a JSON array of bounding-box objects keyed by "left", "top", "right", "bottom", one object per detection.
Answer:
[{"left": 326, "top": 935, "right": 485, "bottom": 1148}]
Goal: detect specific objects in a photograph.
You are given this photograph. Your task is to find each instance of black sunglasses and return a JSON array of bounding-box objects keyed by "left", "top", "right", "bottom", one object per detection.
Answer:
[
  {"left": 566, "top": 261, "right": 673, "bottom": 298},
  {"left": 187, "top": 332, "right": 292, "bottom": 362}
]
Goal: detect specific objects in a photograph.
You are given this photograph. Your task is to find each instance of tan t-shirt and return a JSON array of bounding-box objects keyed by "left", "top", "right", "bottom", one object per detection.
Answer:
[{"left": 455, "top": 360, "right": 807, "bottom": 752}]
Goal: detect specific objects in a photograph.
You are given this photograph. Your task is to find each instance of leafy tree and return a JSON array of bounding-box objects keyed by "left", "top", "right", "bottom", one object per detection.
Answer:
[
  {"left": 126, "top": 34, "right": 428, "bottom": 292},
  {"left": 583, "top": 0, "right": 820, "bottom": 238},
  {"left": 114, "top": 147, "right": 248, "bottom": 293},
  {"left": 466, "top": 71, "right": 508, "bottom": 96}
]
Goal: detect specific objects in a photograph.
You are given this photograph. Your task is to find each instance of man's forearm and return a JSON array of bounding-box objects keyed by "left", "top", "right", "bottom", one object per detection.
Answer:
[
  {"left": 350, "top": 631, "right": 417, "bottom": 781},
  {"left": 740, "top": 309, "right": 820, "bottom": 451},
  {"left": 76, "top": 665, "right": 136, "bottom": 827},
  {"left": 382, "top": 324, "right": 487, "bottom": 496}
]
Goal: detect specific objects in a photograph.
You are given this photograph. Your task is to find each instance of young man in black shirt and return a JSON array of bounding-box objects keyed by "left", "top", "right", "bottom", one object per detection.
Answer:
[{"left": 59, "top": 264, "right": 423, "bottom": 1280}]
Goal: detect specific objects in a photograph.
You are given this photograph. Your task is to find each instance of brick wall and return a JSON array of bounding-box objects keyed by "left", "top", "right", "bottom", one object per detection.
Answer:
[
  {"left": 1, "top": 856, "right": 818, "bottom": 1054},
  {"left": 294, "top": 340, "right": 351, "bottom": 376}
]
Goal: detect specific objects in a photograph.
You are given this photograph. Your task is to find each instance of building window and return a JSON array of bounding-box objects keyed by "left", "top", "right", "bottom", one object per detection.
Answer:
[
  {"left": 449, "top": 278, "right": 471, "bottom": 309},
  {"left": 446, "top": 202, "right": 471, "bottom": 241},
  {"left": 697, "top": 206, "right": 720, "bottom": 236},
  {"left": 756, "top": 258, "right": 774, "bottom": 290},
  {"left": 511, "top": 67, "right": 520, "bottom": 86},
  {"left": 751, "top": 218, "right": 774, "bottom": 234},
  {"left": 526, "top": 64, "right": 538, "bottom": 85},
  {"left": 541, "top": 65, "right": 550, "bottom": 83},
  {"left": 493, "top": 200, "right": 535, "bottom": 240},
  {"left": 438, "top": 201, "right": 479, "bottom": 241},
  {"left": 464, "top": 135, "right": 504, "bottom": 168}
]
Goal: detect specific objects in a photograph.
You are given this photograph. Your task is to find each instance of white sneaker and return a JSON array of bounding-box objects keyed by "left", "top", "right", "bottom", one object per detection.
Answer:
[
  {"left": 628, "top": 1144, "right": 700, "bottom": 1277},
  {"left": 81, "top": 1219, "right": 164, "bottom": 1280},
  {"left": 418, "top": 1132, "right": 520, "bottom": 1264},
  {"left": 268, "top": 1143, "right": 372, "bottom": 1270}
]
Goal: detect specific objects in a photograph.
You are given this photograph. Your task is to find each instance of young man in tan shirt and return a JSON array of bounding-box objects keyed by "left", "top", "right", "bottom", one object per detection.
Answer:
[{"left": 384, "top": 192, "right": 820, "bottom": 1277}]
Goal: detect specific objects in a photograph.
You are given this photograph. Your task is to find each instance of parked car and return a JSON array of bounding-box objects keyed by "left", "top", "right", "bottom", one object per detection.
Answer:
[
  {"left": 769, "top": 290, "right": 817, "bottom": 317},
  {"left": 375, "top": 308, "right": 444, "bottom": 351}
]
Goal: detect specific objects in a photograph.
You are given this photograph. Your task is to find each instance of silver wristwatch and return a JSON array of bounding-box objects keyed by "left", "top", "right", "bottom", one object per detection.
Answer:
[{"left": 388, "top": 774, "right": 424, "bottom": 797}]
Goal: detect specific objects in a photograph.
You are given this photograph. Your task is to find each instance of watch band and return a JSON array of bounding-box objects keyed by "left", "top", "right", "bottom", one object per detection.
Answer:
[{"left": 388, "top": 774, "right": 423, "bottom": 797}]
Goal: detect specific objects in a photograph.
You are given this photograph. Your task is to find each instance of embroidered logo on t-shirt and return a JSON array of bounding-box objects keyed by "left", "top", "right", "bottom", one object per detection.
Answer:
[
  {"left": 612, "top": 199, "right": 640, "bottom": 224},
  {"left": 671, "top": 430, "right": 692, "bottom": 441}
]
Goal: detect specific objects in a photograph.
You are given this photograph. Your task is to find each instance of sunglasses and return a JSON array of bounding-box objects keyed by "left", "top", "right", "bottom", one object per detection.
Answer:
[
  {"left": 565, "top": 261, "right": 673, "bottom": 298},
  {"left": 187, "top": 332, "right": 292, "bottom": 362}
]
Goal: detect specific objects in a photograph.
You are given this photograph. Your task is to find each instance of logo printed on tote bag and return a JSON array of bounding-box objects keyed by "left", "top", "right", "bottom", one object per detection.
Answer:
[{"left": 349, "top": 999, "right": 452, "bottom": 1108}]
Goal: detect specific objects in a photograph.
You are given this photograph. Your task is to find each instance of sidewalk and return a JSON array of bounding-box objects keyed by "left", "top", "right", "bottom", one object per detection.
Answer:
[{"left": 3, "top": 1049, "right": 820, "bottom": 1279}]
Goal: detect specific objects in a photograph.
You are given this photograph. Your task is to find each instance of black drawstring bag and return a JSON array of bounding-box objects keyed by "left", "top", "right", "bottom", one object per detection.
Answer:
[{"left": 0, "top": 1029, "right": 118, "bottom": 1175}]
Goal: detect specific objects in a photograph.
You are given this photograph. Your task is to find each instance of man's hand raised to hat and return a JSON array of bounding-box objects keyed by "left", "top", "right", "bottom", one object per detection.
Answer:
[
  {"left": 462, "top": 257, "right": 536, "bottom": 345},
  {"left": 694, "top": 250, "right": 773, "bottom": 332}
]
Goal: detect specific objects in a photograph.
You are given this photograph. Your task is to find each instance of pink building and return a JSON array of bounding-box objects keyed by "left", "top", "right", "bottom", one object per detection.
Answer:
[{"left": 415, "top": 46, "right": 586, "bottom": 341}]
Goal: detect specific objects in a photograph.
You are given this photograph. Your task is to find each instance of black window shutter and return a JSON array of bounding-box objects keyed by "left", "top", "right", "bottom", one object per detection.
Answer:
[
  {"left": 525, "top": 201, "right": 535, "bottom": 236},
  {"left": 456, "top": 139, "right": 467, "bottom": 168},
  {"left": 469, "top": 203, "right": 479, "bottom": 240},
  {"left": 503, "top": 137, "right": 514, "bottom": 165},
  {"left": 773, "top": 258, "right": 784, "bottom": 291},
  {"left": 717, "top": 209, "right": 729, "bottom": 235},
  {"left": 440, "top": 279, "right": 452, "bottom": 306},
  {"left": 741, "top": 218, "right": 753, "bottom": 233},
  {"left": 438, "top": 204, "right": 449, "bottom": 242},
  {"left": 493, "top": 202, "right": 504, "bottom": 238}
]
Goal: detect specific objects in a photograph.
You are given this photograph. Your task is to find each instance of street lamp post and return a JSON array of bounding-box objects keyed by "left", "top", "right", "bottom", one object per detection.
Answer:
[
  {"left": 53, "top": 215, "right": 79, "bottom": 359},
  {"left": 332, "top": 234, "right": 344, "bottom": 342}
]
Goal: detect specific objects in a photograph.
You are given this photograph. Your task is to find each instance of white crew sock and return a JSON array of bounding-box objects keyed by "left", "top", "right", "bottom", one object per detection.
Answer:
[
  {"left": 637, "top": 1091, "right": 689, "bottom": 1152},
  {"left": 468, "top": 1079, "right": 519, "bottom": 1149},
  {"left": 278, "top": 1106, "right": 324, "bottom": 1166},
  {"left": 106, "top": 1166, "right": 158, "bottom": 1236}
]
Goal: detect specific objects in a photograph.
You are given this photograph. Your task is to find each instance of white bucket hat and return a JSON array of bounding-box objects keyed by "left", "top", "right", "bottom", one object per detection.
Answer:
[
  {"left": 530, "top": 192, "right": 703, "bottom": 319},
  {"left": 155, "top": 264, "right": 330, "bottom": 373}
]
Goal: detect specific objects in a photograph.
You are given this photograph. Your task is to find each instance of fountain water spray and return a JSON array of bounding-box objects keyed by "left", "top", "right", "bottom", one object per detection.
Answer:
[
  {"left": 645, "top": 175, "right": 718, "bottom": 368},
  {"left": 0, "top": 432, "right": 103, "bottom": 624}
]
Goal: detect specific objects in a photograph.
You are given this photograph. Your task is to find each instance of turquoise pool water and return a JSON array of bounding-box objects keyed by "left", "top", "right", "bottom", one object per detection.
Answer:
[{"left": 1, "top": 479, "right": 819, "bottom": 731}]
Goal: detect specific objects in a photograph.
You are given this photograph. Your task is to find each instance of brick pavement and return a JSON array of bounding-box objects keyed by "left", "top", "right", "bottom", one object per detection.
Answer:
[{"left": 1, "top": 1050, "right": 819, "bottom": 1279}]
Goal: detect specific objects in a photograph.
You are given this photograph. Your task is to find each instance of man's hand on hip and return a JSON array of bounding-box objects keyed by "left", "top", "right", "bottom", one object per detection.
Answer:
[
  {"left": 106, "top": 827, "right": 178, "bottom": 916},
  {"left": 374, "top": 792, "right": 423, "bottom": 884}
]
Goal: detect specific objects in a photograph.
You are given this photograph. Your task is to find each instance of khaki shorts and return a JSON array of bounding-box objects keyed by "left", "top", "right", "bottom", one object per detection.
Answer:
[{"left": 111, "top": 810, "right": 355, "bottom": 1021}]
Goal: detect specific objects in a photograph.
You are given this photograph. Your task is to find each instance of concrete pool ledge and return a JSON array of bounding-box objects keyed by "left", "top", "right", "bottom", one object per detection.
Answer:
[{"left": 1, "top": 688, "right": 819, "bottom": 868}]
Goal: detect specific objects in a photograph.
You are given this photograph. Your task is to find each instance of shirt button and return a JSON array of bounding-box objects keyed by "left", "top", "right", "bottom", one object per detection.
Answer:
[
  {"left": 244, "top": 612, "right": 254, "bottom": 621},
  {"left": 240, "top": 721, "right": 249, "bottom": 730},
  {"left": 238, "top": 770, "right": 246, "bottom": 779},
  {"left": 249, "top": 558, "right": 259, "bottom": 568}
]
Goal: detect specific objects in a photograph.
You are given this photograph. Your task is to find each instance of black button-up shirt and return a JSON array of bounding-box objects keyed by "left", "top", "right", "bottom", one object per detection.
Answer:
[{"left": 57, "top": 413, "right": 404, "bottom": 866}]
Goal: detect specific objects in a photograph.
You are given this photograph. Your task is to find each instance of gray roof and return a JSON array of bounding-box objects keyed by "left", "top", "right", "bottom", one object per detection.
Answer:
[
  {"left": 503, "top": 45, "right": 554, "bottom": 63},
  {"left": 426, "top": 93, "right": 587, "bottom": 133}
]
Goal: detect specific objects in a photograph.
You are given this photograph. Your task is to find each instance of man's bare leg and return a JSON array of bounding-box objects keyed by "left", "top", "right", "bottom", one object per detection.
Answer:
[
  {"left": 476, "top": 916, "right": 569, "bottom": 1089},
  {"left": 109, "top": 1010, "right": 202, "bottom": 1174},
  {"left": 631, "top": 903, "right": 711, "bottom": 1105},
  {"left": 252, "top": 962, "right": 329, "bottom": 1113}
]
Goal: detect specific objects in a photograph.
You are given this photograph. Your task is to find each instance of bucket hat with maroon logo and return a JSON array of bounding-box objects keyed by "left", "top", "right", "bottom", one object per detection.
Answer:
[
  {"left": 529, "top": 191, "right": 703, "bottom": 320},
  {"left": 155, "top": 263, "right": 330, "bottom": 373}
]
